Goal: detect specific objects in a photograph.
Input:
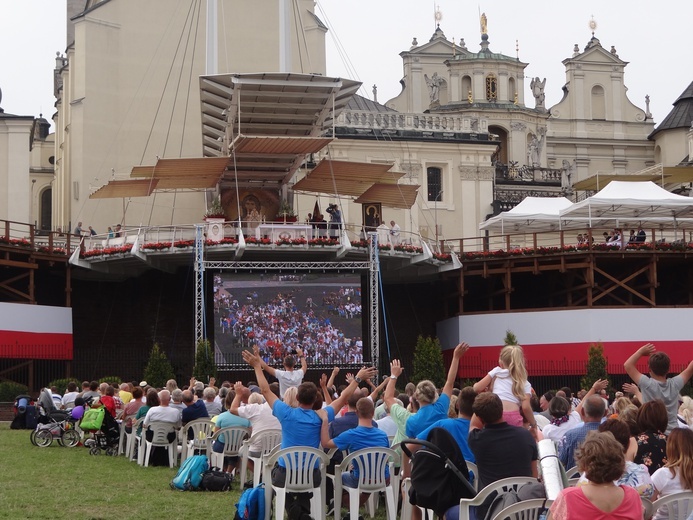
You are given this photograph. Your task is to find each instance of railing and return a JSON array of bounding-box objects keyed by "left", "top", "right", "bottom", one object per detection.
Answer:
[
  {"left": 445, "top": 226, "right": 693, "bottom": 258},
  {"left": 0, "top": 219, "right": 77, "bottom": 256},
  {"left": 494, "top": 162, "right": 563, "bottom": 184},
  {"left": 336, "top": 110, "right": 489, "bottom": 134}
]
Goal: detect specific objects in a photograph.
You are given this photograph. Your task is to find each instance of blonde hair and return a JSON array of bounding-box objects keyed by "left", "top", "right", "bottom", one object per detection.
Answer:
[
  {"left": 665, "top": 428, "right": 693, "bottom": 490},
  {"left": 679, "top": 396, "right": 693, "bottom": 427},
  {"left": 283, "top": 387, "right": 298, "bottom": 407},
  {"left": 499, "top": 344, "right": 528, "bottom": 403}
]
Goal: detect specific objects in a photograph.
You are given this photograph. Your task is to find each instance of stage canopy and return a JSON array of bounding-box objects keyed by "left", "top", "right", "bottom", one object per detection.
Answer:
[
  {"left": 559, "top": 181, "right": 693, "bottom": 229},
  {"left": 479, "top": 197, "right": 573, "bottom": 233}
]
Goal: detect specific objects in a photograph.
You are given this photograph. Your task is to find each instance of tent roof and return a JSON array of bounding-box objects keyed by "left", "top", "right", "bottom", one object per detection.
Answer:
[
  {"left": 89, "top": 179, "right": 158, "bottom": 199},
  {"left": 354, "top": 183, "right": 419, "bottom": 209},
  {"left": 479, "top": 197, "right": 573, "bottom": 233},
  {"left": 559, "top": 181, "right": 693, "bottom": 228},
  {"left": 292, "top": 160, "right": 404, "bottom": 197}
]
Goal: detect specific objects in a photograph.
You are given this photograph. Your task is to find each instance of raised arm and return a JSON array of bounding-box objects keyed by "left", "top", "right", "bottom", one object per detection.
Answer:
[
  {"left": 383, "top": 360, "right": 403, "bottom": 408},
  {"left": 320, "top": 373, "right": 332, "bottom": 405},
  {"left": 622, "top": 382, "right": 642, "bottom": 403},
  {"left": 242, "top": 349, "right": 278, "bottom": 409},
  {"left": 624, "top": 343, "right": 655, "bottom": 384},
  {"left": 575, "top": 379, "right": 608, "bottom": 417},
  {"left": 254, "top": 344, "right": 277, "bottom": 377},
  {"left": 326, "top": 366, "right": 339, "bottom": 392},
  {"left": 296, "top": 347, "right": 308, "bottom": 374},
  {"left": 443, "top": 342, "right": 470, "bottom": 397},
  {"left": 679, "top": 360, "right": 693, "bottom": 385},
  {"left": 230, "top": 381, "right": 244, "bottom": 416},
  {"left": 318, "top": 408, "right": 336, "bottom": 449},
  {"left": 329, "top": 366, "right": 377, "bottom": 413},
  {"left": 368, "top": 375, "right": 389, "bottom": 401}
]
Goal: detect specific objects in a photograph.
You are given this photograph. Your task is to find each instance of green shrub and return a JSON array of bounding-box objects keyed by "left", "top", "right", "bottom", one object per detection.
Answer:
[
  {"left": 193, "top": 339, "right": 217, "bottom": 381},
  {"left": 46, "top": 378, "right": 80, "bottom": 395},
  {"left": 143, "top": 343, "right": 175, "bottom": 389},
  {"left": 0, "top": 382, "right": 30, "bottom": 402},
  {"left": 412, "top": 335, "right": 445, "bottom": 388},
  {"left": 581, "top": 343, "right": 608, "bottom": 390},
  {"left": 98, "top": 376, "right": 122, "bottom": 386}
]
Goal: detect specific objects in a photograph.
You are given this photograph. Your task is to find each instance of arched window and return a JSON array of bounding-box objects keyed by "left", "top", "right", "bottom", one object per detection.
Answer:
[
  {"left": 591, "top": 85, "right": 606, "bottom": 120},
  {"left": 508, "top": 77, "right": 516, "bottom": 103},
  {"left": 486, "top": 74, "right": 497, "bottom": 101},
  {"left": 427, "top": 167, "right": 443, "bottom": 202},
  {"left": 40, "top": 188, "right": 52, "bottom": 231},
  {"left": 461, "top": 75, "right": 472, "bottom": 102}
]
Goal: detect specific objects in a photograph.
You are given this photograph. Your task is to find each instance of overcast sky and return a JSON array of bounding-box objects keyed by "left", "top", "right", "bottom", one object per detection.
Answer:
[{"left": 1, "top": 1, "right": 690, "bottom": 132}]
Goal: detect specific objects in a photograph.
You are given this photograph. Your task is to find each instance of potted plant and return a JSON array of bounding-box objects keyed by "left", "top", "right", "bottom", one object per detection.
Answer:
[
  {"left": 204, "top": 195, "right": 226, "bottom": 241},
  {"left": 277, "top": 200, "right": 297, "bottom": 223}
]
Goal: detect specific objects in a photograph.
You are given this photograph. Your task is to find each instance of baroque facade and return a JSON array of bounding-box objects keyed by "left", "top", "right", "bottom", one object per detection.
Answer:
[{"left": 2, "top": 3, "right": 692, "bottom": 245}]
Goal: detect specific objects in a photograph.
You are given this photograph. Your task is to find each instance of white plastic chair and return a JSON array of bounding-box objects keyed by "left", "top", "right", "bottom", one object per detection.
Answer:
[
  {"left": 139, "top": 421, "right": 178, "bottom": 468},
  {"left": 262, "top": 446, "right": 330, "bottom": 520},
  {"left": 466, "top": 461, "right": 479, "bottom": 492},
  {"left": 209, "top": 426, "right": 251, "bottom": 470},
  {"left": 458, "top": 476, "right": 539, "bottom": 520},
  {"left": 180, "top": 419, "right": 215, "bottom": 463},
  {"left": 564, "top": 465, "right": 581, "bottom": 479},
  {"left": 126, "top": 417, "right": 144, "bottom": 461},
  {"left": 491, "top": 498, "right": 553, "bottom": 520},
  {"left": 332, "top": 447, "right": 400, "bottom": 520},
  {"left": 650, "top": 491, "right": 693, "bottom": 520},
  {"left": 239, "top": 429, "right": 282, "bottom": 489},
  {"left": 118, "top": 414, "right": 136, "bottom": 455}
]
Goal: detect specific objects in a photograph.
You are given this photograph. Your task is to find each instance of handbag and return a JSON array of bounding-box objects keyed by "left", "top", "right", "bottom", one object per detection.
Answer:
[
  {"left": 79, "top": 406, "right": 105, "bottom": 431},
  {"left": 200, "top": 467, "right": 233, "bottom": 491}
]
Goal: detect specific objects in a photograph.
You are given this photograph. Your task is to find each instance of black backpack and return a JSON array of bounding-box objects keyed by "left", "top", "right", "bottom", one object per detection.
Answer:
[{"left": 402, "top": 427, "right": 476, "bottom": 516}]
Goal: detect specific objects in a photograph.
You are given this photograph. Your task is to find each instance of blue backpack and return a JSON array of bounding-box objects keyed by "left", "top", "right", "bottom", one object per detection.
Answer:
[
  {"left": 170, "top": 455, "right": 208, "bottom": 491},
  {"left": 234, "top": 484, "right": 265, "bottom": 520}
]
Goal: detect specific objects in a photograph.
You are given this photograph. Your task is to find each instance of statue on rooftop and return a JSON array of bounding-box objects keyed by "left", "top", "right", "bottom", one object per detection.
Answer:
[
  {"left": 480, "top": 13, "right": 488, "bottom": 35},
  {"left": 530, "top": 77, "right": 546, "bottom": 110}
]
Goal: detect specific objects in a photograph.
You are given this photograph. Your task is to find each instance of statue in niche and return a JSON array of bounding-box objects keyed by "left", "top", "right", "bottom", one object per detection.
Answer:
[
  {"left": 424, "top": 72, "right": 444, "bottom": 104},
  {"left": 528, "top": 135, "right": 540, "bottom": 167},
  {"left": 530, "top": 77, "right": 546, "bottom": 109}
]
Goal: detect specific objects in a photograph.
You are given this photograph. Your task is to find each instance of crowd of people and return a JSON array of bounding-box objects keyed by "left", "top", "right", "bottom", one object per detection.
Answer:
[
  {"left": 36, "top": 339, "right": 693, "bottom": 520},
  {"left": 214, "top": 283, "right": 363, "bottom": 366}
]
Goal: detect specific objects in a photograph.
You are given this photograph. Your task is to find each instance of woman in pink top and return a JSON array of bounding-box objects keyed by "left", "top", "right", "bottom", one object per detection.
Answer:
[{"left": 549, "top": 431, "right": 642, "bottom": 520}]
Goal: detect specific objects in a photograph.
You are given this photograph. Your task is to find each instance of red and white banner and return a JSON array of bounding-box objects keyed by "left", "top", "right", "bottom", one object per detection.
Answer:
[
  {"left": 438, "top": 308, "right": 693, "bottom": 378},
  {"left": 0, "top": 302, "right": 73, "bottom": 360}
]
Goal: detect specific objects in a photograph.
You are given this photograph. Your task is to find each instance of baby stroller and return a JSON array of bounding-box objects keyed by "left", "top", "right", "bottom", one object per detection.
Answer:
[
  {"left": 31, "top": 389, "right": 80, "bottom": 448},
  {"left": 81, "top": 404, "right": 120, "bottom": 456},
  {"left": 401, "top": 427, "right": 476, "bottom": 518}
]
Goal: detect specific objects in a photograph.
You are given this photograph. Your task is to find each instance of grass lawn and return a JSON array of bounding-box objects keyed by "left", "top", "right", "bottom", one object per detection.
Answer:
[{"left": 0, "top": 423, "right": 391, "bottom": 520}]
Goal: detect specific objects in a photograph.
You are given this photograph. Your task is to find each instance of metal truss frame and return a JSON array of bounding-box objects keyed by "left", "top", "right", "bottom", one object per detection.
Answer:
[{"left": 194, "top": 232, "right": 380, "bottom": 370}]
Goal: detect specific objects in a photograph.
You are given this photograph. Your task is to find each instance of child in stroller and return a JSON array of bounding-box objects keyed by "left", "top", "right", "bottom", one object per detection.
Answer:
[
  {"left": 31, "top": 388, "right": 81, "bottom": 448},
  {"left": 81, "top": 401, "right": 121, "bottom": 456}
]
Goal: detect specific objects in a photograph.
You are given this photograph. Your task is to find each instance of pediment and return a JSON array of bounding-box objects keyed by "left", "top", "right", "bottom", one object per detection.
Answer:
[
  {"left": 571, "top": 44, "right": 626, "bottom": 65},
  {"left": 406, "top": 33, "right": 470, "bottom": 57}
]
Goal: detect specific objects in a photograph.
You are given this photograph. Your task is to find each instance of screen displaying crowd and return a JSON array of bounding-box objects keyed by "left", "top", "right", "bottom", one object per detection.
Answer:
[{"left": 212, "top": 273, "right": 364, "bottom": 367}]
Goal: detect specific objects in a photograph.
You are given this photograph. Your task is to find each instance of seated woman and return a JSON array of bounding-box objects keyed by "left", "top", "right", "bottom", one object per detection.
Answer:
[
  {"left": 548, "top": 431, "right": 642, "bottom": 519},
  {"left": 541, "top": 396, "right": 581, "bottom": 443},
  {"left": 634, "top": 400, "right": 669, "bottom": 475},
  {"left": 651, "top": 428, "right": 693, "bottom": 520},
  {"left": 577, "top": 418, "right": 655, "bottom": 499}
]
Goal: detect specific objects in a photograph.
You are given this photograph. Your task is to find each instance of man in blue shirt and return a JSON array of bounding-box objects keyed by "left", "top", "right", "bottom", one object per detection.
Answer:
[
  {"left": 320, "top": 397, "right": 389, "bottom": 513},
  {"left": 416, "top": 386, "right": 477, "bottom": 464},
  {"left": 242, "top": 348, "right": 375, "bottom": 520},
  {"left": 558, "top": 387, "right": 607, "bottom": 469}
]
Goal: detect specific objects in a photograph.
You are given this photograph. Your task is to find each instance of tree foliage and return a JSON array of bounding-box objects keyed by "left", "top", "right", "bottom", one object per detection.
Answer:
[
  {"left": 581, "top": 343, "right": 608, "bottom": 390},
  {"left": 412, "top": 335, "right": 446, "bottom": 388},
  {"left": 142, "top": 343, "right": 175, "bottom": 389},
  {"left": 504, "top": 330, "right": 519, "bottom": 346},
  {"left": 193, "top": 339, "right": 217, "bottom": 382}
]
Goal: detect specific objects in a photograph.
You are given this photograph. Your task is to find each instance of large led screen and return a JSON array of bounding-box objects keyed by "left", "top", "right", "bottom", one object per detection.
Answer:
[{"left": 213, "top": 273, "right": 364, "bottom": 367}]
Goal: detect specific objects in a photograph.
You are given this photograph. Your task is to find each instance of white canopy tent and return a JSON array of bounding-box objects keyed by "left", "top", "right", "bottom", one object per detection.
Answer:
[
  {"left": 559, "top": 181, "right": 693, "bottom": 230},
  {"left": 480, "top": 197, "right": 573, "bottom": 234}
]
